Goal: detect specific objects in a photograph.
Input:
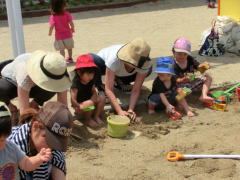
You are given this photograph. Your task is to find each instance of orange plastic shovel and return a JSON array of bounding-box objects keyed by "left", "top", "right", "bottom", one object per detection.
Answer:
[{"left": 167, "top": 151, "right": 240, "bottom": 162}]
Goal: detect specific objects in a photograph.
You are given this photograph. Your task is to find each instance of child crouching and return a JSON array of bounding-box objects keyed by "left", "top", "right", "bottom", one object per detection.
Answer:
[
  {"left": 70, "top": 54, "right": 105, "bottom": 128},
  {"left": 148, "top": 57, "right": 195, "bottom": 118}
]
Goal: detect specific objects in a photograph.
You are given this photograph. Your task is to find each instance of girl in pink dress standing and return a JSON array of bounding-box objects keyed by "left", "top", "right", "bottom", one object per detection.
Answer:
[{"left": 49, "top": 0, "right": 75, "bottom": 63}]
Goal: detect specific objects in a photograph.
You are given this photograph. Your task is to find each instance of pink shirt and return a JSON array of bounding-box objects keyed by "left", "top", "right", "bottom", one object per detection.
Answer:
[{"left": 49, "top": 11, "right": 73, "bottom": 40}]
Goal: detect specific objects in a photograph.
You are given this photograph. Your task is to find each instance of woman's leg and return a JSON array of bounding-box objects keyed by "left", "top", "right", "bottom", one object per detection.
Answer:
[
  {"left": 0, "top": 78, "right": 18, "bottom": 125},
  {"left": 29, "top": 86, "right": 56, "bottom": 108}
]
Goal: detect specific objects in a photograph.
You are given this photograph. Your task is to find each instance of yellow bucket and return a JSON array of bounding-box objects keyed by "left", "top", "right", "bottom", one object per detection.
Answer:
[{"left": 107, "top": 115, "right": 130, "bottom": 138}]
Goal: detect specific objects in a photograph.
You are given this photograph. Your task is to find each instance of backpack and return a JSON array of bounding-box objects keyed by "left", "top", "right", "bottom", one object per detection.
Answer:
[{"left": 199, "top": 21, "right": 225, "bottom": 56}]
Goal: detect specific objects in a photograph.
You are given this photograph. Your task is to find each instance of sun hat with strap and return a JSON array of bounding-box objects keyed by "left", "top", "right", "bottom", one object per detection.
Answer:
[
  {"left": 117, "top": 38, "right": 152, "bottom": 70},
  {"left": 27, "top": 50, "right": 71, "bottom": 92}
]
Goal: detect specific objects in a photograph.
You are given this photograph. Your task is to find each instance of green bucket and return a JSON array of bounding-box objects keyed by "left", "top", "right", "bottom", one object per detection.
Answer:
[{"left": 107, "top": 115, "right": 130, "bottom": 138}]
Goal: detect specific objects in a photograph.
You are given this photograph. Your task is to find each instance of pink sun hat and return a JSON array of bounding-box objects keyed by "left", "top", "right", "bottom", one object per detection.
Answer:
[{"left": 173, "top": 37, "right": 191, "bottom": 55}]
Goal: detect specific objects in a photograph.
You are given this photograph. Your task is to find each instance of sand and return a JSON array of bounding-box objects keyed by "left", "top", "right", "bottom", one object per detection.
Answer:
[{"left": 1, "top": 0, "right": 240, "bottom": 179}]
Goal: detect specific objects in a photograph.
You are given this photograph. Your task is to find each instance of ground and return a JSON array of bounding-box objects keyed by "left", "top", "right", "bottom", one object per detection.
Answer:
[{"left": 1, "top": 0, "right": 240, "bottom": 179}]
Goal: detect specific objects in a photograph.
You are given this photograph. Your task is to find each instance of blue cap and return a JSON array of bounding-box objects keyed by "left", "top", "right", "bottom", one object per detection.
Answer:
[{"left": 155, "top": 57, "right": 175, "bottom": 75}]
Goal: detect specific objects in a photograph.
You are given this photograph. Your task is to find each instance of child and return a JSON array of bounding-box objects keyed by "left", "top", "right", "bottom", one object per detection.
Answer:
[
  {"left": 207, "top": 0, "right": 216, "bottom": 8},
  {"left": 148, "top": 57, "right": 194, "bottom": 117},
  {"left": 71, "top": 54, "right": 106, "bottom": 128},
  {"left": 49, "top": 0, "right": 75, "bottom": 63},
  {"left": 172, "top": 37, "right": 213, "bottom": 103},
  {"left": 0, "top": 102, "right": 51, "bottom": 180}
]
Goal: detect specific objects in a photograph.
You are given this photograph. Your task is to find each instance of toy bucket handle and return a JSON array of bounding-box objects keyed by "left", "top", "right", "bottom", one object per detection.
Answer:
[{"left": 167, "top": 152, "right": 184, "bottom": 161}]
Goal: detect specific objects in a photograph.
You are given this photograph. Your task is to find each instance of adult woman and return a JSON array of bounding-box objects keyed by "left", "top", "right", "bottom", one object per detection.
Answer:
[
  {"left": 0, "top": 50, "right": 71, "bottom": 124},
  {"left": 8, "top": 101, "right": 73, "bottom": 180},
  {"left": 90, "top": 38, "right": 152, "bottom": 120}
]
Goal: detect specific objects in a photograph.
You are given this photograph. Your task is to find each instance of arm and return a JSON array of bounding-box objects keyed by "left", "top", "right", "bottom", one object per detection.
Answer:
[
  {"left": 128, "top": 72, "right": 147, "bottom": 114},
  {"left": 57, "top": 91, "right": 68, "bottom": 106},
  {"left": 19, "top": 148, "right": 51, "bottom": 171},
  {"left": 70, "top": 88, "right": 94, "bottom": 110},
  {"left": 70, "top": 88, "right": 79, "bottom": 108},
  {"left": 160, "top": 93, "right": 174, "bottom": 112},
  {"left": 18, "top": 86, "right": 30, "bottom": 114},
  {"left": 176, "top": 77, "right": 190, "bottom": 84},
  {"left": 105, "top": 68, "right": 128, "bottom": 116},
  {"left": 51, "top": 166, "right": 66, "bottom": 180},
  {"left": 69, "top": 21, "right": 75, "bottom": 33},
  {"left": 51, "top": 151, "right": 66, "bottom": 180},
  {"left": 90, "top": 85, "right": 98, "bottom": 104},
  {"left": 49, "top": 25, "right": 54, "bottom": 36}
]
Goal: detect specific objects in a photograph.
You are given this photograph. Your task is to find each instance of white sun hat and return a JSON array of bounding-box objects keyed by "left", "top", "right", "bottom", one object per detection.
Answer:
[{"left": 27, "top": 50, "right": 71, "bottom": 92}]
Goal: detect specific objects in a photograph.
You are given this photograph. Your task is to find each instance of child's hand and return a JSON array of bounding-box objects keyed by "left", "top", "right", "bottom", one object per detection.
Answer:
[
  {"left": 166, "top": 104, "right": 175, "bottom": 112},
  {"left": 38, "top": 148, "right": 52, "bottom": 162},
  {"left": 75, "top": 106, "right": 82, "bottom": 114},
  {"left": 178, "top": 77, "right": 190, "bottom": 83},
  {"left": 198, "top": 62, "right": 210, "bottom": 73}
]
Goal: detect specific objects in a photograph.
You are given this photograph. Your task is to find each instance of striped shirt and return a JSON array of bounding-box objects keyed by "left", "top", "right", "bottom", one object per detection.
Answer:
[{"left": 8, "top": 123, "right": 66, "bottom": 180}]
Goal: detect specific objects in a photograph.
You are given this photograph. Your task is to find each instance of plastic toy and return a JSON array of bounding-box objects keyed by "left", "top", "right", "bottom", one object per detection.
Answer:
[
  {"left": 82, "top": 105, "right": 95, "bottom": 112},
  {"left": 212, "top": 83, "right": 240, "bottom": 101},
  {"left": 236, "top": 86, "right": 240, "bottom": 100},
  {"left": 107, "top": 115, "right": 130, "bottom": 138},
  {"left": 167, "top": 108, "right": 182, "bottom": 120},
  {"left": 167, "top": 151, "right": 240, "bottom": 162},
  {"left": 203, "top": 99, "right": 227, "bottom": 111},
  {"left": 197, "top": 62, "right": 210, "bottom": 74},
  {"left": 176, "top": 87, "right": 192, "bottom": 100}
]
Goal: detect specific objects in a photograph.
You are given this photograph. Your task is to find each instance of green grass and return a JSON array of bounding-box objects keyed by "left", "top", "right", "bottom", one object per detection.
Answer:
[{"left": 0, "top": 0, "right": 115, "bottom": 14}]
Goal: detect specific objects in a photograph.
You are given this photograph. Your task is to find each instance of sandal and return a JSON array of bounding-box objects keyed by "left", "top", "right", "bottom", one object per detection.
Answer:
[{"left": 65, "top": 57, "right": 74, "bottom": 63}]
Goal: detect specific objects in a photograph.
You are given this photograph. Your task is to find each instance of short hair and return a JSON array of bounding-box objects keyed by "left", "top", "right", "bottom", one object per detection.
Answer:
[
  {"left": 0, "top": 103, "right": 11, "bottom": 137},
  {"left": 51, "top": 0, "right": 66, "bottom": 14}
]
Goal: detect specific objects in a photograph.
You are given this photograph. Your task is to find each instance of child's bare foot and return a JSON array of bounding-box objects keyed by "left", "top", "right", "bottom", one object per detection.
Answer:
[
  {"left": 187, "top": 111, "right": 195, "bottom": 117},
  {"left": 148, "top": 109, "right": 155, "bottom": 115},
  {"left": 85, "top": 119, "right": 99, "bottom": 128},
  {"left": 199, "top": 95, "right": 213, "bottom": 103},
  {"left": 94, "top": 117, "right": 104, "bottom": 126}
]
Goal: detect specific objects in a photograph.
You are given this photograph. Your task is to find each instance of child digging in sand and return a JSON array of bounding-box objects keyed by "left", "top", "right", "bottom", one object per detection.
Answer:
[
  {"left": 70, "top": 55, "right": 106, "bottom": 128},
  {"left": 172, "top": 37, "right": 213, "bottom": 104},
  {"left": 148, "top": 57, "right": 194, "bottom": 118},
  {"left": 0, "top": 102, "right": 52, "bottom": 180}
]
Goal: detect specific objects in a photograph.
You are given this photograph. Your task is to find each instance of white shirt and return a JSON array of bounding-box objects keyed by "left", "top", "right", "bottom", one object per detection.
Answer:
[
  {"left": 97, "top": 44, "right": 148, "bottom": 77},
  {"left": 1, "top": 53, "right": 35, "bottom": 91}
]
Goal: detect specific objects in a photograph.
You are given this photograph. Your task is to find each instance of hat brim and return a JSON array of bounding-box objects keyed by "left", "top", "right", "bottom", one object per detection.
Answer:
[
  {"left": 155, "top": 69, "right": 175, "bottom": 75},
  {"left": 117, "top": 44, "right": 151, "bottom": 70},
  {"left": 75, "top": 64, "right": 97, "bottom": 70},
  {"left": 174, "top": 48, "right": 191, "bottom": 55},
  {"left": 45, "top": 128, "right": 68, "bottom": 152},
  {"left": 27, "top": 51, "right": 71, "bottom": 92}
]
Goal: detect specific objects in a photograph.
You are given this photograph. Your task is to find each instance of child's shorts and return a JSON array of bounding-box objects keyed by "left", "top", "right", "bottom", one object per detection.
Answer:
[
  {"left": 54, "top": 38, "right": 74, "bottom": 51},
  {"left": 148, "top": 93, "right": 177, "bottom": 111}
]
